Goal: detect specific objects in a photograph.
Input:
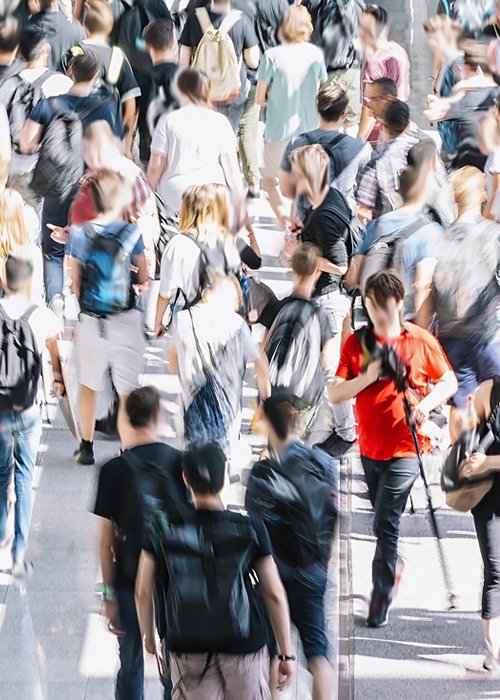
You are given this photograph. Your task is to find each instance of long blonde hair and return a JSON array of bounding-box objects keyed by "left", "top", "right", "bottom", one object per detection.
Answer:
[
  {"left": 179, "top": 184, "right": 230, "bottom": 243},
  {"left": 289, "top": 144, "right": 329, "bottom": 202},
  {"left": 0, "top": 189, "right": 29, "bottom": 260}
]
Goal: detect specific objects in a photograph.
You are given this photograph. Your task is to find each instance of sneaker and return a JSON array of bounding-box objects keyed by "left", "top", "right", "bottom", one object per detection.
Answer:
[
  {"left": 316, "top": 431, "right": 357, "bottom": 459},
  {"left": 366, "top": 593, "right": 390, "bottom": 628},
  {"left": 484, "top": 642, "right": 500, "bottom": 671},
  {"left": 73, "top": 440, "right": 95, "bottom": 465},
  {"left": 390, "top": 557, "right": 406, "bottom": 602},
  {"left": 12, "top": 556, "right": 33, "bottom": 580},
  {"left": 48, "top": 294, "right": 64, "bottom": 322}
]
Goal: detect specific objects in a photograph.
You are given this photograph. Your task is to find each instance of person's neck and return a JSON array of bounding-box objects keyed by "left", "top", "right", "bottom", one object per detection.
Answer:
[
  {"left": 293, "top": 277, "right": 315, "bottom": 300},
  {"left": 194, "top": 494, "right": 225, "bottom": 511},
  {"left": 374, "top": 318, "right": 402, "bottom": 341},
  {"left": 211, "top": 1, "right": 229, "bottom": 13},
  {"left": 70, "top": 81, "right": 94, "bottom": 96},
  {"left": 0, "top": 52, "right": 16, "bottom": 68},
  {"left": 26, "top": 59, "right": 46, "bottom": 70},
  {"left": 456, "top": 207, "right": 482, "bottom": 222},
  {"left": 373, "top": 36, "right": 390, "bottom": 52},
  {"left": 127, "top": 427, "right": 159, "bottom": 449},
  {"left": 85, "top": 33, "right": 108, "bottom": 45},
  {"left": 319, "top": 118, "right": 344, "bottom": 132},
  {"left": 309, "top": 185, "right": 329, "bottom": 210},
  {"left": 152, "top": 49, "right": 177, "bottom": 65},
  {"left": 272, "top": 435, "right": 297, "bottom": 455}
]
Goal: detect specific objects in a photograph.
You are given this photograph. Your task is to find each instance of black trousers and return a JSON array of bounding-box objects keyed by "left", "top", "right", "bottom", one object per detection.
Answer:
[{"left": 472, "top": 475, "right": 500, "bottom": 619}]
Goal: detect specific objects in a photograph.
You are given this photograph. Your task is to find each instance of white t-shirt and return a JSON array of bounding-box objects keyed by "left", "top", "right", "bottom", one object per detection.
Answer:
[
  {"left": 151, "top": 104, "right": 237, "bottom": 214},
  {"left": 0, "top": 295, "right": 61, "bottom": 354},
  {"left": 20, "top": 67, "right": 73, "bottom": 98}
]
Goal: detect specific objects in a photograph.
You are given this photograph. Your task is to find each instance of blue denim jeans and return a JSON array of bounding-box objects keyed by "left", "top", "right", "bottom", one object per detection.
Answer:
[
  {"left": 41, "top": 194, "right": 72, "bottom": 304},
  {"left": 0, "top": 405, "right": 42, "bottom": 561},
  {"left": 116, "top": 588, "right": 144, "bottom": 700},
  {"left": 361, "top": 456, "right": 419, "bottom": 599}
]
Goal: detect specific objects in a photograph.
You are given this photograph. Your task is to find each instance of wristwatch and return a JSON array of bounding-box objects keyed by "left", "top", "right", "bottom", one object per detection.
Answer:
[
  {"left": 278, "top": 654, "right": 296, "bottom": 662},
  {"left": 102, "top": 584, "right": 117, "bottom": 602}
]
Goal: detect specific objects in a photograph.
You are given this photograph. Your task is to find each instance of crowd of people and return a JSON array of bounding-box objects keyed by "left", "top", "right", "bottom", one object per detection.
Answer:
[{"left": 1, "top": 0, "right": 500, "bottom": 698}]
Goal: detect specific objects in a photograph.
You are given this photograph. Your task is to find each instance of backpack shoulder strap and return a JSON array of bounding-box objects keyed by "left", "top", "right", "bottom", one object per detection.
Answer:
[
  {"left": 195, "top": 7, "right": 214, "bottom": 34},
  {"left": 20, "top": 304, "right": 39, "bottom": 323},
  {"left": 31, "top": 69, "right": 55, "bottom": 90},
  {"left": 490, "top": 376, "right": 500, "bottom": 414},
  {"left": 107, "top": 46, "right": 124, "bottom": 86},
  {"left": 397, "top": 214, "right": 430, "bottom": 243},
  {"left": 219, "top": 9, "right": 243, "bottom": 34},
  {"left": 0, "top": 60, "right": 25, "bottom": 89}
]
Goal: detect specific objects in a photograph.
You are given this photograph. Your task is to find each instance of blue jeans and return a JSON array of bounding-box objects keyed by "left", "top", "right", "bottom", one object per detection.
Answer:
[
  {"left": 361, "top": 456, "right": 419, "bottom": 599},
  {"left": 439, "top": 336, "right": 500, "bottom": 408},
  {"left": 0, "top": 405, "right": 42, "bottom": 561},
  {"left": 116, "top": 588, "right": 144, "bottom": 700},
  {"left": 41, "top": 194, "right": 72, "bottom": 303}
]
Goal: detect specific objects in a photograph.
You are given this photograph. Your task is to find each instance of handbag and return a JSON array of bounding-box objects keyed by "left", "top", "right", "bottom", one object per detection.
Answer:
[
  {"left": 183, "top": 309, "right": 234, "bottom": 447},
  {"left": 441, "top": 426, "right": 495, "bottom": 512}
]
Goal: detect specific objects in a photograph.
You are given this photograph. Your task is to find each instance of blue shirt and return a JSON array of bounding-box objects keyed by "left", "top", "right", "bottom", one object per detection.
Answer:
[
  {"left": 68, "top": 221, "right": 144, "bottom": 264},
  {"left": 29, "top": 92, "right": 123, "bottom": 137}
]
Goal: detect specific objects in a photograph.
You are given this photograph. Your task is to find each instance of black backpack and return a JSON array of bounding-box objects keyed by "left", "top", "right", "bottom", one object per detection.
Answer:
[
  {"left": 114, "top": 446, "right": 189, "bottom": 583},
  {"left": 151, "top": 510, "right": 259, "bottom": 650},
  {"left": 0, "top": 68, "right": 53, "bottom": 153},
  {"left": 246, "top": 446, "right": 338, "bottom": 567},
  {"left": 0, "top": 305, "right": 41, "bottom": 410},
  {"left": 263, "top": 298, "right": 325, "bottom": 408},
  {"left": 182, "top": 233, "right": 238, "bottom": 307},
  {"left": 304, "top": 0, "right": 364, "bottom": 70},
  {"left": 359, "top": 214, "right": 430, "bottom": 292}
]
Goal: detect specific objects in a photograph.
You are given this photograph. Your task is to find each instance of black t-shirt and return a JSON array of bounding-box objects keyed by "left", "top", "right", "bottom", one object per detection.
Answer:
[
  {"left": 145, "top": 508, "right": 272, "bottom": 654},
  {"left": 301, "top": 187, "right": 350, "bottom": 295},
  {"left": 30, "top": 10, "right": 85, "bottom": 71},
  {"left": 136, "top": 61, "right": 179, "bottom": 162},
  {"left": 259, "top": 295, "right": 334, "bottom": 342},
  {"left": 180, "top": 7, "right": 258, "bottom": 104},
  {"left": 61, "top": 42, "right": 140, "bottom": 104},
  {"left": 254, "top": 0, "right": 289, "bottom": 53},
  {"left": 447, "top": 87, "right": 497, "bottom": 171},
  {"left": 93, "top": 442, "right": 189, "bottom": 590}
]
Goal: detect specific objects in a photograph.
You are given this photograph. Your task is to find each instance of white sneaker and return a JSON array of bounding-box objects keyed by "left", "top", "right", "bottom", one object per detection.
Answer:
[{"left": 483, "top": 642, "right": 500, "bottom": 671}]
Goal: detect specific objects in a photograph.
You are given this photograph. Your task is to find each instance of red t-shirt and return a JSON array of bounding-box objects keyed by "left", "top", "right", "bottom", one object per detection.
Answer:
[{"left": 336, "top": 324, "right": 451, "bottom": 460}]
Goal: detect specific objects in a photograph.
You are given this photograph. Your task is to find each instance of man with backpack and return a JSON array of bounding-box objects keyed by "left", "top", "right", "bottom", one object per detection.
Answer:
[
  {"left": 260, "top": 244, "right": 340, "bottom": 444},
  {"left": 280, "top": 84, "right": 372, "bottom": 221},
  {"left": 66, "top": 169, "right": 148, "bottom": 464},
  {"left": 20, "top": 48, "right": 124, "bottom": 310},
  {"left": 246, "top": 393, "right": 337, "bottom": 700},
  {"left": 179, "top": 0, "right": 260, "bottom": 131},
  {"left": 331, "top": 270, "right": 457, "bottom": 627},
  {"left": 136, "top": 441, "right": 294, "bottom": 699},
  {"left": 62, "top": 0, "right": 141, "bottom": 157},
  {"left": 2, "top": 25, "right": 72, "bottom": 210},
  {"left": 94, "top": 386, "right": 190, "bottom": 700},
  {"left": 138, "top": 17, "right": 179, "bottom": 168},
  {"left": 0, "top": 253, "right": 63, "bottom": 578}
]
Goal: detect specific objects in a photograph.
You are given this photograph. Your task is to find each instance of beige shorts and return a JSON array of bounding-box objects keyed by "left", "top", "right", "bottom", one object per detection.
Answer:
[
  {"left": 170, "top": 647, "right": 271, "bottom": 700},
  {"left": 262, "top": 140, "right": 287, "bottom": 182},
  {"left": 75, "top": 308, "right": 146, "bottom": 395}
]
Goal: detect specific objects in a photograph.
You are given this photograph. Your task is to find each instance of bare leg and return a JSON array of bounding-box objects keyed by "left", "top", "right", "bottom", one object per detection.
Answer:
[
  {"left": 117, "top": 394, "right": 133, "bottom": 450},
  {"left": 308, "top": 656, "right": 337, "bottom": 700},
  {"left": 262, "top": 176, "right": 290, "bottom": 228},
  {"left": 78, "top": 385, "right": 97, "bottom": 442}
]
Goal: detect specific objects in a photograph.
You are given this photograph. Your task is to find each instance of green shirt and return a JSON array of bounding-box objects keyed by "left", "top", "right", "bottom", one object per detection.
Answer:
[{"left": 257, "top": 42, "right": 327, "bottom": 142}]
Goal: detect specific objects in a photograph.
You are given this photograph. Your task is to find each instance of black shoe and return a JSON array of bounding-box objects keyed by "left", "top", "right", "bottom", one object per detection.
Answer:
[
  {"left": 246, "top": 187, "right": 260, "bottom": 199},
  {"left": 316, "top": 431, "right": 357, "bottom": 459},
  {"left": 73, "top": 440, "right": 95, "bottom": 465},
  {"left": 366, "top": 593, "right": 390, "bottom": 628}
]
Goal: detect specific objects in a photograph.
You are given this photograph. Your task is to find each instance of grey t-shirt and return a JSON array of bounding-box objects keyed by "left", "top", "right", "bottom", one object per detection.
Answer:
[{"left": 281, "top": 128, "right": 371, "bottom": 220}]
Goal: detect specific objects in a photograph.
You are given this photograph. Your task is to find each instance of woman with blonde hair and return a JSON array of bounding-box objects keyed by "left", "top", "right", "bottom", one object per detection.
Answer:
[
  {"left": 154, "top": 183, "right": 261, "bottom": 337},
  {"left": 289, "top": 144, "right": 357, "bottom": 456},
  {"left": 256, "top": 5, "right": 327, "bottom": 227},
  {"left": 0, "top": 189, "right": 43, "bottom": 303},
  {"left": 147, "top": 68, "right": 245, "bottom": 217}
]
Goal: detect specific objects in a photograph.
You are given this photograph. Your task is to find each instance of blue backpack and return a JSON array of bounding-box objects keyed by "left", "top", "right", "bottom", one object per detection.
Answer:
[{"left": 80, "top": 223, "right": 138, "bottom": 316}]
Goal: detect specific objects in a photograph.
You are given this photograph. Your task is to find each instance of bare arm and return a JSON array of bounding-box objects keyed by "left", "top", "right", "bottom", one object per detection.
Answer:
[
  {"left": 415, "top": 369, "right": 458, "bottom": 417},
  {"left": 155, "top": 294, "right": 171, "bottom": 338},
  {"left": 132, "top": 252, "right": 148, "bottom": 285},
  {"left": 20, "top": 119, "right": 43, "bottom": 154},
  {"left": 329, "top": 361, "right": 381, "bottom": 404},
  {"left": 122, "top": 98, "right": 138, "bottom": 157},
  {"left": 318, "top": 257, "right": 347, "bottom": 277},
  {"left": 0, "top": 105, "right": 11, "bottom": 188},
  {"left": 243, "top": 45, "right": 260, "bottom": 70},
  {"left": 279, "top": 170, "right": 296, "bottom": 200},
  {"left": 484, "top": 172, "right": 500, "bottom": 221},
  {"left": 357, "top": 106, "right": 376, "bottom": 142},
  {"left": 253, "top": 350, "right": 271, "bottom": 401},
  {"left": 253, "top": 556, "right": 294, "bottom": 667},
  {"left": 147, "top": 153, "right": 167, "bottom": 192},
  {"left": 179, "top": 45, "right": 192, "bottom": 67},
  {"left": 167, "top": 343, "right": 179, "bottom": 374},
  {"left": 135, "top": 551, "right": 157, "bottom": 651},
  {"left": 255, "top": 81, "right": 269, "bottom": 106},
  {"left": 45, "top": 335, "right": 63, "bottom": 383},
  {"left": 66, "top": 256, "right": 82, "bottom": 299},
  {"left": 413, "top": 257, "right": 437, "bottom": 318}
]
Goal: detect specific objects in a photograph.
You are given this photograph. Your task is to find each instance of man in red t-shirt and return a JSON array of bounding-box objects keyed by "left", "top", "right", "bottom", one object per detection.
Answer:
[{"left": 330, "top": 271, "right": 457, "bottom": 627}]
